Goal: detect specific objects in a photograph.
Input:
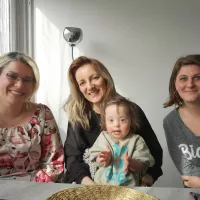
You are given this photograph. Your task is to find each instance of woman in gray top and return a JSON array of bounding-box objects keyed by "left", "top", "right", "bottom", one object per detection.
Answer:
[{"left": 163, "top": 55, "right": 200, "bottom": 188}]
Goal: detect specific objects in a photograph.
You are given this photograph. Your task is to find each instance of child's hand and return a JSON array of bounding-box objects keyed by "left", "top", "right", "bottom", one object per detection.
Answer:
[
  {"left": 124, "top": 151, "right": 144, "bottom": 173},
  {"left": 123, "top": 151, "right": 130, "bottom": 174},
  {"left": 96, "top": 145, "right": 111, "bottom": 167}
]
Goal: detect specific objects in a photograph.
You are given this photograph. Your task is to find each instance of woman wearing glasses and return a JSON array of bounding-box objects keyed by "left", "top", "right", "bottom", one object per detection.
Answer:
[{"left": 0, "top": 52, "right": 64, "bottom": 182}]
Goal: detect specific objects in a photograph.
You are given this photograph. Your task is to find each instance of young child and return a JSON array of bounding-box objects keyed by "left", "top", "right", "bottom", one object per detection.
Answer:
[{"left": 89, "top": 95, "right": 155, "bottom": 186}]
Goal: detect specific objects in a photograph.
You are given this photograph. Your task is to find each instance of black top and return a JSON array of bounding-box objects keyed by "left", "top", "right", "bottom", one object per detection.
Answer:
[{"left": 64, "top": 104, "right": 163, "bottom": 184}]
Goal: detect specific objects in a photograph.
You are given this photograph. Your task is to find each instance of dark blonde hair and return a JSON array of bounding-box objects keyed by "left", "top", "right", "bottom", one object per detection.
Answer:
[
  {"left": 65, "top": 56, "right": 117, "bottom": 129},
  {"left": 101, "top": 95, "right": 139, "bottom": 133},
  {"left": 163, "top": 54, "right": 200, "bottom": 108}
]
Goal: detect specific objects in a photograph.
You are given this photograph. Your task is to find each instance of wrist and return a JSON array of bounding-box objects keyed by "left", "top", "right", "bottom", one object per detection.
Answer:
[{"left": 107, "top": 156, "right": 112, "bottom": 165}]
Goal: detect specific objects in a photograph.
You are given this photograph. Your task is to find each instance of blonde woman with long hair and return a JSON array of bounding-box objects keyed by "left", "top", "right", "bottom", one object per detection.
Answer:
[{"left": 64, "top": 56, "right": 163, "bottom": 186}]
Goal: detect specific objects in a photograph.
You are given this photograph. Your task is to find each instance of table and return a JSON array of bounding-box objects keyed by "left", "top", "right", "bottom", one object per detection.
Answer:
[{"left": 0, "top": 180, "right": 199, "bottom": 200}]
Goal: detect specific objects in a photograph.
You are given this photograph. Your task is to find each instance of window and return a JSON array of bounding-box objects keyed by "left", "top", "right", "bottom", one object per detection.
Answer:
[{"left": 0, "top": 0, "right": 10, "bottom": 55}]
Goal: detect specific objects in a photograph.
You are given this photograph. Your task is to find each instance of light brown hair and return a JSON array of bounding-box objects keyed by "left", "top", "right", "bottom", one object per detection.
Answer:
[{"left": 101, "top": 95, "right": 139, "bottom": 133}]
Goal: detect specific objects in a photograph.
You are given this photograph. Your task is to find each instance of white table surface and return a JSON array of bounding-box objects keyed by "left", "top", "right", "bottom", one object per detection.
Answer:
[{"left": 0, "top": 180, "right": 199, "bottom": 200}]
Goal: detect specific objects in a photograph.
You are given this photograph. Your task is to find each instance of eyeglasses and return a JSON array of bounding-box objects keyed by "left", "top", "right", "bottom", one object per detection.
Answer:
[{"left": 1, "top": 72, "right": 35, "bottom": 84}]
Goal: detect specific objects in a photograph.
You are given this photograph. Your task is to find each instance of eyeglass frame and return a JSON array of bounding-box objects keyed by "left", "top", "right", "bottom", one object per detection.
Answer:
[{"left": 0, "top": 71, "right": 35, "bottom": 85}]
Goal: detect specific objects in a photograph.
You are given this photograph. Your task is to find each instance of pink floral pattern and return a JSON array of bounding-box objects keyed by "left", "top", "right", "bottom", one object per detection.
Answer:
[{"left": 0, "top": 104, "right": 64, "bottom": 182}]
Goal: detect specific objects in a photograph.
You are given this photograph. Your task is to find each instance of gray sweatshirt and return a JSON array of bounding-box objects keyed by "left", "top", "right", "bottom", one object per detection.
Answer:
[{"left": 163, "top": 109, "right": 200, "bottom": 176}]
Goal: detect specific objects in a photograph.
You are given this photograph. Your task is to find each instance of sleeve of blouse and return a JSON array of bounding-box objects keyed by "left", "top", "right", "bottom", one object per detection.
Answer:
[
  {"left": 34, "top": 105, "right": 64, "bottom": 182},
  {"left": 135, "top": 104, "right": 163, "bottom": 182},
  {"left": 64, "top": 122, "right": 91, "bottom": 184},
  {"left": 163, "top": 120, "right": 200, "bottom": 176}
]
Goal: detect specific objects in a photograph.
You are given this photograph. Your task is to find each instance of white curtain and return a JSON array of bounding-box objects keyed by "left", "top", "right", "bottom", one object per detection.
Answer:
[
  {"left": 0, "top": 0, "right": 33, "bottom": 55},
  {"left": 34, "top": 8, "right": 77, "bottom": 143},
  {"left": 0, "top": 0, "right": 10, "bottom": 55},
  {"left": 9, "top": 0, "right": 33, "bottom": 56}
]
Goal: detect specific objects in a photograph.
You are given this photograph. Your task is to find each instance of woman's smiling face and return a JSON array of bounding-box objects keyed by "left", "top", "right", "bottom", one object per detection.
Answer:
[
  {"left": 0, "top": 60, "right": 35, "bottom": 105},
  {"left": 75, "top": 64, "right": 107, "bottom": 105},
  {"left": 175, "top": 64, "right": 200, "bottom": 104}
]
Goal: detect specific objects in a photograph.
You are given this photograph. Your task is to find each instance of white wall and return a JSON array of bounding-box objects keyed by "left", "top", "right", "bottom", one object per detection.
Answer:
[{"left": 34, "top": 0, "right": 200, "bottom": 187}]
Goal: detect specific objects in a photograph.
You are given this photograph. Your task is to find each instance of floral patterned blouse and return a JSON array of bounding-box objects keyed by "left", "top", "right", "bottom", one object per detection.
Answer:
[{"left": 0, "top": 104, "right": 64, "bottom": 182}]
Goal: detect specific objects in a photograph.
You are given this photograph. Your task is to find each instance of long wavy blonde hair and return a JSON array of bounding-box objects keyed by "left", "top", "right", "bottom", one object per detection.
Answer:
[
  {"left": 163, "top": 54, "right": 200, "bottom": 108},
  {"left": 65, "top": 56, "right": 117, "bottom": 129},
  {"left": 0, "top": 51, "right": 40, "bottom": 98}
]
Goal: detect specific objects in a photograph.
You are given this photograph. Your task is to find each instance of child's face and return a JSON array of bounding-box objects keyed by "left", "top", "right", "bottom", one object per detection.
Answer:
[{"left": 105, "top": 104, "right": 130, "bottom": 140}]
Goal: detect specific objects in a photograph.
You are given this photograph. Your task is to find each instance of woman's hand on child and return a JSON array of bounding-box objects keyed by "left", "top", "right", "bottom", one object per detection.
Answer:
[
  {"left": 96, "top": 145, "right": 111, "bottom": 167},
  {"left": 81, "top": 176, "right": 96, "bottom": 185},
  {"left": 141, "top": 174, "right": 153, "bottom": 187}
]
